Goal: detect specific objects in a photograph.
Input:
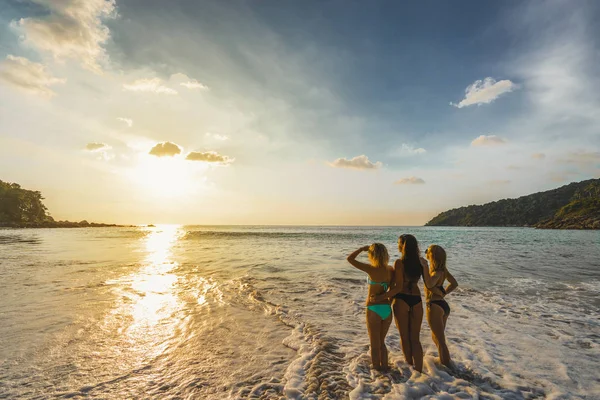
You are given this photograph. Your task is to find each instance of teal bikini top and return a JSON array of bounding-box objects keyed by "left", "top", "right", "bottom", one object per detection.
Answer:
[{"left": 368, "top": 278, "right": 389, "bottom": 291}]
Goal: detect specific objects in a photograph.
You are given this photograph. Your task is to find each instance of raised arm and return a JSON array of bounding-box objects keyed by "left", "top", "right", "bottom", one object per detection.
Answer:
[
  {"left": 347, "top": 246, "right": 372, "bottom": 273},
  {"left": 444, "top": 269, "right": 458, "bottom": 295}
]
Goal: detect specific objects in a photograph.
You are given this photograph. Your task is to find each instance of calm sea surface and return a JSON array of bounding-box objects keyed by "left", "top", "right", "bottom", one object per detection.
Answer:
[{"left": 0, "top": 226, "right": 599, "bottom": 399}]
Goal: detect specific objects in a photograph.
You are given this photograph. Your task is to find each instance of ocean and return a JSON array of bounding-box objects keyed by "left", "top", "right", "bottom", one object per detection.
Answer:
[{"left": 0, "top": 225, "right": 599, "bottom": 399}]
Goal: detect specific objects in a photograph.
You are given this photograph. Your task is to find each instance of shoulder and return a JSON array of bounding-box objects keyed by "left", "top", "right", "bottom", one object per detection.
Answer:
[
  {"left": 394, "top": 259, "right": 404, "bottom": 270},
  {"left": 419, "top": 257, "right": 428, "bottom": 267}
]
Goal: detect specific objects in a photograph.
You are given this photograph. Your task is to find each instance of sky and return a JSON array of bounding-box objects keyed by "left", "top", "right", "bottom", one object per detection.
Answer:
[{"left": 0, "top": 0, "right": 599, "bottom": 225}]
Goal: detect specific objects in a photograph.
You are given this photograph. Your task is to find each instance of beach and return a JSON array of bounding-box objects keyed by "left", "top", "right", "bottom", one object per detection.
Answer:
[{"left": 1, "top": 225, "right": 599, "bottom": 399}]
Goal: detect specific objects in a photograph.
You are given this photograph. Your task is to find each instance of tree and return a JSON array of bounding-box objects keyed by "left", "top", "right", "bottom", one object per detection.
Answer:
[{"left": 0, "top": 180, "right": 52, "bottom": 225}]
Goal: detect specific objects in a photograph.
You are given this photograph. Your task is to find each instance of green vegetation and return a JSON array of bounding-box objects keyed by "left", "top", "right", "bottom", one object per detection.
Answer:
[
  {"left": 0, "top": 179, "right": 121, "bottom": 228},
  {"left": 426, "top": 179, "right": 600, "bottom": 230}
]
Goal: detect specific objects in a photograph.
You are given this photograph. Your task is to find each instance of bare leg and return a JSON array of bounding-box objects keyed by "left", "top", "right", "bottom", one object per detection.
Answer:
[
  {"left": 443, "top": 312, "right": 449, "bottom": 329},
  {"left": 366, "top": 310, "right": 383, "bottom": 370},
  {"left": 379, "top": 314, "right": 393, "bottom": 371},
  {"left": 409, "top": 303, "right": 424, "bottom": 373},
  {"left": 393, "top": 299, "right": 413, "bottom": 366},
  {"left": 426, "top": 305, "right": 440, "bottom": 348},
  {"left": 427, "top": 304, "right": 451, "bottom": 367}
]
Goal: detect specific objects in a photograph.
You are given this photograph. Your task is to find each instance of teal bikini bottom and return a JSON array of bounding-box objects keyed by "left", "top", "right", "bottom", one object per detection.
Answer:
[{"left": 367, "top": 304, "right": 392, "bottom": 320}]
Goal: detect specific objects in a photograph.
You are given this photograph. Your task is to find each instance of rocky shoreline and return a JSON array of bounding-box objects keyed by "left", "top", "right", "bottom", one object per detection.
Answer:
[
  {"left": 427, "top": 179, "right": 600, "bottom": 230},
  {"left": 0, "top": 220, "right": 131, "bottom": 229}
]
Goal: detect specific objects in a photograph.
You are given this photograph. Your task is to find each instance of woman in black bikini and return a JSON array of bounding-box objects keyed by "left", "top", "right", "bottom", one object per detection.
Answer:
[
  {"left": 422, "top": 245, "right": 458, "bottom": 368},
  {"left": 372, "top": 234, "right": 437, "bottom": 373}
]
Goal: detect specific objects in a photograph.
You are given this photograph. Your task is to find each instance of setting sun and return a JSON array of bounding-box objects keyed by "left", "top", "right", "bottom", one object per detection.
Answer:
[
  {"left": 127, "top": 154, "right": 208, "bottom": 198},
  {"left": 1, "top": 1, "right": 599, "bottom": 399}
]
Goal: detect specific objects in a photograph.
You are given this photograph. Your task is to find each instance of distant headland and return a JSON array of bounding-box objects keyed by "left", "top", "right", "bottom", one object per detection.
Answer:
[
  {"left": 426, "top": 179, "right": 600, "bottom": 230},
  {"left": 0, "top": 179, "right": 128, "bottom": 228}
]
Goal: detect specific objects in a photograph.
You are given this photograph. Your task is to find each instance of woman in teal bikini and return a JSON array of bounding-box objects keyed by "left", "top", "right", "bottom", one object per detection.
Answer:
[{"left": 347, "top": 243, "right": 393, "bottom": 371}]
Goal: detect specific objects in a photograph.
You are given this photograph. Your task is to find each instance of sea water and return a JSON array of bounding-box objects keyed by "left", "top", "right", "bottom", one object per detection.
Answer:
[{"left": 0, "top": 226, "right": 598, "bottom": 399}]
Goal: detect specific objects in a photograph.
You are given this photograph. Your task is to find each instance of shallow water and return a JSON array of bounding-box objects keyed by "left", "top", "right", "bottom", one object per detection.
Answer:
[{"left": 0, "top": 226, "right": 599, "bottom": 399}]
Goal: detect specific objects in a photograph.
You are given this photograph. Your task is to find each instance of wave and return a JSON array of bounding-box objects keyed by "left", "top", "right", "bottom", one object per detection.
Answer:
[
  {"left": 181, "top": 229, "right": 385, "bottom": 241},
  {"left": 227, "top": 276, "right": 547, "bottom": 399}
]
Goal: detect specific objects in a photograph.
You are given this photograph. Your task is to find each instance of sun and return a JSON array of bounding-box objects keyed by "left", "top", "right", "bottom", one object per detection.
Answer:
[{"left": 128, "top": 154, "right": 208, "bottom": 198}]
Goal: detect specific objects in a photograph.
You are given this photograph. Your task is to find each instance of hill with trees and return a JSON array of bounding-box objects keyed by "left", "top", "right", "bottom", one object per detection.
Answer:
[
  {"left": 0, "top": 180, "right": 121, "bottom": 228},
  {"left": 426, "top": 179, "right": 600, "bottom": 230}
]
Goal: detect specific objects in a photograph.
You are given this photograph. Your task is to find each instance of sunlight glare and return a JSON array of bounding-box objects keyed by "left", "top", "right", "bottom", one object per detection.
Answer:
[
  {"left": 128, "top": 154, "right": 208, "bottom": 198},
  {"left": 114, "top": 225, "right": 185, "bottom": 356}
]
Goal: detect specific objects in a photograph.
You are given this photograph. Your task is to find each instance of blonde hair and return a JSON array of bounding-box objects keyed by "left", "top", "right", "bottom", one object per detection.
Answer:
[
  {"left": 428, "top": 245, "right": 447, "bottom": 272},
  {"left": 368, "top": 243, "right": 389, "bottom": 268}
]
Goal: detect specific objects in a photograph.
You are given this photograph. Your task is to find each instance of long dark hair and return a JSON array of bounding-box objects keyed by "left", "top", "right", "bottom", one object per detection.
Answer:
[{"left": 399, "top": 234, "right": 421, "bottom": 283}]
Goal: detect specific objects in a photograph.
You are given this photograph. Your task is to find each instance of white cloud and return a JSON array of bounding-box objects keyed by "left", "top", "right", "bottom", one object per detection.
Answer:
[
  {"left": 395, "top": 177, "right": 425, "bottom": 185},
  {"left": 123, "top": 78, "right": 178, "bottom": 95},
  {"left": 117, "top": 117, "right": 133, "bottom": 128},
  {"left": 149, "top": 142, "right": 182, "bottom": 157},
  {"left": 400, "top": 144, "right": 426, "bottom": 155},
  {"left": 85, "top": 142, "right": 110, "bottom": 151},
  {"left": 471, "top": 135, "right": 507, "bottom": 147},
  {"left": 514, "top": 39, "right": 597, "bottom": 125},
  {"left": 451, "top": 77, "right": 518, "bottom": 108},
  {"left": 531, "top": 153, "right": 546, "bottom": 160},
  {"left": 12, "top": 0, "right": 116, "bottom": 73},
  {"left": 329, "top": 155, "right": 382, "bottom": 170},
  {"left": 504, "top": 2, "right": 600, "bottom": 149},
  {"left": 181, "top": 79, "right": 209, "bottom": 90},
  {"left": 186, "top": 151, "right": 233, "bottom": 164},
  {"left": 205, "top": 133, "right": 229, "bottom": 141},
  {"left": 0, "top": 55, "right": 65, "bottom": 97}
]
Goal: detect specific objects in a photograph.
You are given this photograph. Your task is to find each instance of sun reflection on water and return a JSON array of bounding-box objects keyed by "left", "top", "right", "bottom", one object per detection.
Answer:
[
  {"left": 108, "top": 225, "right": 186, "bottom": 358},
  {"left": 130, "top": 225, "right": 183, "bottom": 331}
]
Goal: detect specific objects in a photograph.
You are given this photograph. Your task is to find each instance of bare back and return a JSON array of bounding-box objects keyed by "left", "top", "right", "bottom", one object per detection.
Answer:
[
  {"left": 366, "top": 266, "right": 394, "bottom": 305},
  {"left": 425, "top": 269, "right": 446, "bottom": 302},
  {"left": 393, "top": 259, "right": 422, "bottom": 297}
]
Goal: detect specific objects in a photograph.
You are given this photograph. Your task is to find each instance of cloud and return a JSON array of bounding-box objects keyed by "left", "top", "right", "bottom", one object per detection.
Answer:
[
  {"left": 123, "top": 78, "right": 178, "bottom": 95},
  {"left": 329, "top": 155, "right": 382, "bottom": 170},
  {"left": 149, "top": 142, "right": 182, "bottom": 157},
  {"left": 471, "top": 135, "right": 507, "bottom": 147},
  {"left": 186, "top": 151, "right": 234, "bottom": 164},
  {"left": 395, "top": 177, "right": 425, "bottom": 185},
  {"left": 181, "top": 79, "right": 209, "bottom": 90},
  {"left": 117, "top": 117, "right": 133, "bottom": 127},
  {"left": 451, "top": 77, "right": 518, "bottom": 108},
  {"left": 531, "top": 153, "right": 546, "bottom": 160},
  {"left": 400, "top": 144, "right": 426, "bottom": 155},
  {"left": 206, "top": 133, "right": 229, "bottom": 141},
  {"left": 12, "top": 0, "right": 116, "bottom": 73},
  {"left": 0, "top": 55, "right": 65, "bottom": 97},
  {"left": 85, "top": 142, "right": 110, "bottom": 151}
]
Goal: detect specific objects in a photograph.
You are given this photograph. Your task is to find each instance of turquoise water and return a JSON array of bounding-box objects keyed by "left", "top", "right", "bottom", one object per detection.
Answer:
[{"left": 0, "top": 226, "right": 599, "bottom": 399}]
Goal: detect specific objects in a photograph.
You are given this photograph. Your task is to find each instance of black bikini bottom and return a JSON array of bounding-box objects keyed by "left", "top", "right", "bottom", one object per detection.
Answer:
[
  {"left": 428, "top": 299, "right": 450, "bottom": 316},
  {"left": 394, "top": 293, "right": 422, "bottom": 308}
]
